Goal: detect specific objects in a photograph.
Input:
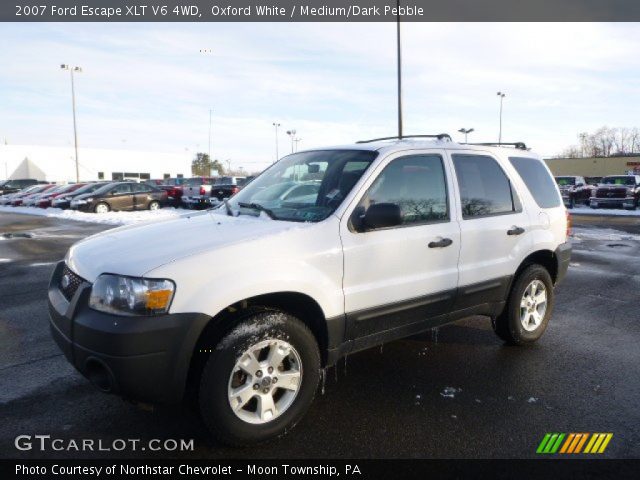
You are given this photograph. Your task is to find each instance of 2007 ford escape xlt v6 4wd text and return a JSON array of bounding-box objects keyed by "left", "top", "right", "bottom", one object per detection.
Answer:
[{"left": 48, "top": 135, "right": 571, "bottom": 445}]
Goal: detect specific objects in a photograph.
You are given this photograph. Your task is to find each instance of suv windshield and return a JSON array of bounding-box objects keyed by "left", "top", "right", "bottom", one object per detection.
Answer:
[
  {"left": 226, "top": 149, "right": 378, "bottom": 222},
  {"left": 555, "top": 177, "right": 576, "bottom": 186},
  {"left": 601, "top": 176, "right": 636, "bottom": 186}
]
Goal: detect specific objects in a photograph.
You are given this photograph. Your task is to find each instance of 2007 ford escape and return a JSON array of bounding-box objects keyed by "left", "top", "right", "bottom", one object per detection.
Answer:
[{"left": 49, "top": 135, "right": 571, "bottom": 445}]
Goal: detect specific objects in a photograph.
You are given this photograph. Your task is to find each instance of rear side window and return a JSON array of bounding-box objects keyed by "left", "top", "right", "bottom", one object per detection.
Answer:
[
  {"left": 509, "top": 157, "right": 561, "bottom": 208},
  {"left": 452, "top": 154, "right": 520, "bottom": 218}
]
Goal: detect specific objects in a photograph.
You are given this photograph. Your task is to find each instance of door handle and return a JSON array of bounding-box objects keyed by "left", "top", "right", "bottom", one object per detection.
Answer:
[
  {"left": 428, "top": 237, "right": 453, "bottom": 248},
  {"left": 507, "top": 226, "right": 525, "bottom": 236}
]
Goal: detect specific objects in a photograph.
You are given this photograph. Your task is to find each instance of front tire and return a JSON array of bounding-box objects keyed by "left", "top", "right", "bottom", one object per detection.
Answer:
[
  {"left": 94, "top": 202, "right": 110, "bottom": 214},
  {"left": 199, "top": 310, "right": 320, "bottom": 446},
  {"left": 493, "top": 265, "right": 554, "bottom": 345}
]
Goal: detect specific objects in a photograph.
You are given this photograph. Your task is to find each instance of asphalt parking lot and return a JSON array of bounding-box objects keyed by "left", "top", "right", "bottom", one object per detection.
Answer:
[{"left": 0, "top": 211, "right": 638, "bottom": 459}]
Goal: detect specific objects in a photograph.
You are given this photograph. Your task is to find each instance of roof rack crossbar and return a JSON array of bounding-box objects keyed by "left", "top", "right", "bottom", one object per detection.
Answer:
[
  {"left": 464, "top": 142, "right": 528, "bottom": 150},
  {"left": 356, "top": 133, "right": 452, "bottom": 144}
]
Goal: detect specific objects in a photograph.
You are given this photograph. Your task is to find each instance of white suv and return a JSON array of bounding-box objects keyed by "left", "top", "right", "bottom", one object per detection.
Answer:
[{"left": 48, "top": 135, "right": 571, "bottom": 445}]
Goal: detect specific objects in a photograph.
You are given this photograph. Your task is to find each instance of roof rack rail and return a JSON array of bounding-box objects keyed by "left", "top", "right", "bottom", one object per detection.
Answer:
[
  {"left": 356, "top": 133, "right": 452, "bottom": 144},
  {"left": 464, "top": 142, "right": 528, "bottom": 150}
]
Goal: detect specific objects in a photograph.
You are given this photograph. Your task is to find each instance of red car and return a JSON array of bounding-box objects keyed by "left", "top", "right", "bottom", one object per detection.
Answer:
[
  {"left": 35, "top": 183, "right": 86, "bottom": 208},
  {"left": 10, "top": 184, "right": 56, "bottom": 206}
]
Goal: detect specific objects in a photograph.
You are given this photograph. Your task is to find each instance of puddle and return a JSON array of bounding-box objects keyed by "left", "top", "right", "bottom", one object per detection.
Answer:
[{"left": 606, "top": 243, "right": 630, "bottom": 248}]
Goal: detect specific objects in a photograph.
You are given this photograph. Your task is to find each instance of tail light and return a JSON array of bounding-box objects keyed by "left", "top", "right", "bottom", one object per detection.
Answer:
[
  {"left": 230, "top": 186, "right": 239, "bottom": 195},
  {"left": 199, "top": 186, "right": 206, "bottom": 195},
  {"left": 566, "top": 210, "right": 572, "bottom": 239}
]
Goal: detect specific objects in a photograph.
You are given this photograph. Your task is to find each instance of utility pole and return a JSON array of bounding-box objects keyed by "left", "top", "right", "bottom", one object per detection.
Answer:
[
  {"left": 272, "top": 122, "right": 280, "bottom": 163},
  {"left": 396, "top": 0, "right": 403, "bottom": 138},
  {"left": 497, "top": 91, "right": 506, "bottom": 144},
  {"left": 61, "top": 64, "right": 82, "bottom": 182},
  {"left": 286, "top": 129, "right": 296, "bottom": 153}
]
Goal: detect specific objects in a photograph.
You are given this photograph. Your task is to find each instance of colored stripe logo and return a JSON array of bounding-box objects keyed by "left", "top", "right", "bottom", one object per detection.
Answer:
[{"left": 537, "top": 433, "right": 613, "bottom": 454}]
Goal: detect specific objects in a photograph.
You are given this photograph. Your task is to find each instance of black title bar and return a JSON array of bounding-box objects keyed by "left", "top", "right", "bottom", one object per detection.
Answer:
[{"left": 3, "top": 0, "right": 640, "bottom": 22}]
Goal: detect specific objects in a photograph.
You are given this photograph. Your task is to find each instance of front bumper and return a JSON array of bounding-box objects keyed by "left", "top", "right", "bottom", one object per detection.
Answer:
[
  {"left": 589, "top": 196, "right": 634, "bottom": 208},
  {"left": 48, "top": 262, "right": 209, "bottom": 404},
  {"left": 70, "top": 202, "right": 94, "bottom": 212}
]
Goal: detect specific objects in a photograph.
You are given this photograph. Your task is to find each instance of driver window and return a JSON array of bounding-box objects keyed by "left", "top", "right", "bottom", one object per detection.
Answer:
[{"left": 356, "top": 155, "right": 449, "bottom": 228}]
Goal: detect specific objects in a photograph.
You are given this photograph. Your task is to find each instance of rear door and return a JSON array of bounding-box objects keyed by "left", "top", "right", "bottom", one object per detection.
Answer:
[
  {"left": 132, "top": 183, "right": 152, "bottom": 210},
  {"left": 449, "top": 151, "right": 533, "bottom": 313},
  {"left": 340, "top": 150, "right": 461, "bottom": 348}
]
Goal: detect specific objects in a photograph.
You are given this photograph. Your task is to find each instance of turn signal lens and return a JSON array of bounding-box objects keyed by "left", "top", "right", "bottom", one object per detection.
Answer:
[
  {"left": 145, "top": 289, "right": 172, "bottom": 310},
  {"left": 566, "top": 210, "right": 572, "bottom": 239}
]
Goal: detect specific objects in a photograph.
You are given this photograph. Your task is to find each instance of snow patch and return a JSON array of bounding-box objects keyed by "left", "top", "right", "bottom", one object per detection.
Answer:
[
  {"left": 440, "top": 386, "right": 461, "bottom": 398},
  {"left": 0, "top": 206, "right": 187, "bottom": 226},
  {"left": 571, "top": 227, "right": 640, "bottom": 242},
  {"left": 527, "top": 397, "right": 539, "bottom": 403},
  {"left": 571, "top": 206, "right": 640, "bottom": 217},
  {"left": 217, "top": 313, "right": 286, "bottom": 350}
]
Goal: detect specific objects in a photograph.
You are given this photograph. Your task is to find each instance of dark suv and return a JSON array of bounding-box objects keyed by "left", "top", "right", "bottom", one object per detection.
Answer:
[
  {"left": 70, "top": 182, "right": 167, "bottom": 213},
  {"left": 554, "top": 176, "right": 594, "bottom": 208},
  {"left": 0, "top": 178, "right": 40, "bottom": 195},
  {"left": 590, "top": 175, "right": 640, "bottom": 210},
  {"left": 210, "top": 176, "right": 248, "bottom": 202}
]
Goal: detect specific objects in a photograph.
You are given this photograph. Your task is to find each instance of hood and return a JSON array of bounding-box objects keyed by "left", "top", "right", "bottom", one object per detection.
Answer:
[{"left": 67, "top": 211, "right": 308, "bottom": 281}]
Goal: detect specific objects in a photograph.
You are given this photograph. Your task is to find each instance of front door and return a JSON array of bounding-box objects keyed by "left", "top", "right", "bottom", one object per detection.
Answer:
[
  {"left": 340, "top": 151, "right": 461, "bottom": 349},
  {"left": 108, "top": 183, "right": 134, "bottom": 211}
]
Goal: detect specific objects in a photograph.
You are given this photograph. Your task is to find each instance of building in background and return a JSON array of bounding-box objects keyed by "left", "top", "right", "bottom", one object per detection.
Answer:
[
  {"left": 545, "top": 156, "right": 640, "bottom": 177},
  {"left": 0, "top": 144, "right": 192, "bottom": 183}
]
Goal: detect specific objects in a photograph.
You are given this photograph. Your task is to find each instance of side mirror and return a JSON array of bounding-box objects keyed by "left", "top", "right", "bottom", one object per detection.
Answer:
[{"left": 362, "top": 203, "right": 402, "bottom": 230}]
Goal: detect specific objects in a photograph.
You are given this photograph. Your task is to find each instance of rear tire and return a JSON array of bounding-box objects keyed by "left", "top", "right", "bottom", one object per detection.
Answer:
[
  {"left": 568, "top": 197, "right": 575, "bottom": 209},
  {"left": 148, "top": 200, "right": 160, "bottom": 210},
  {"left": 199, "top": 310, "right": 320, "bottom": 446},
  {"left": 492, "top": 265, "right": 554, "bottom": 345}
]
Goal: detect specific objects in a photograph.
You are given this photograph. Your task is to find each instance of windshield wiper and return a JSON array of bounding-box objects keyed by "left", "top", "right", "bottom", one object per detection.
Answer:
[{"left": 238, "top": 202, "right": 277, "bottom": 220}]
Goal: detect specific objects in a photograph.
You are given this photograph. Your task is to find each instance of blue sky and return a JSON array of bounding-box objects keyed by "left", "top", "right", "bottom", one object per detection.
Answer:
[{"left": 1, "top": 22, "right": 640, "bottom": 171}]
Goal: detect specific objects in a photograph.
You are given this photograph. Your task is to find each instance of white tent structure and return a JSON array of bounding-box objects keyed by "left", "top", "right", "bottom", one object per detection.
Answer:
[{"left": 0, "top": 144, "right": 192, "bottom": 183}]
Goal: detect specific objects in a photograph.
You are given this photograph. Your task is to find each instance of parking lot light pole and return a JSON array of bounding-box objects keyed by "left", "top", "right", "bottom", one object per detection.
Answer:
[
  {"left": 272, "top": 122, "right": 281, "bottom": 163},
  {"left": 396, "top": 0, "right": 403, "bottom": 139},
  {"left": 60, "top": 64, "right": 82, "bottom": 182},
  {"left": 286, "top": 129, "right": 296, "bottom": 153},
  {"left": 458, "top": 127, "right": 474, "bottom": 143},
  {"left": 497, "top": 91, "right": 506, "bottom": 144}
]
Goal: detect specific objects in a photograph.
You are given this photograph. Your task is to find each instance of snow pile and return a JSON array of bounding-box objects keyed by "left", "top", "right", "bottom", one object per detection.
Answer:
[
  {"left": 570, "top": 206, "right": 640, "bottom": 217},
  {"left": 0, "top": 205, "right": 187, "bottom": 226},
  {"left": 571, "top": 227, "right": 640, "bottom": 242}
]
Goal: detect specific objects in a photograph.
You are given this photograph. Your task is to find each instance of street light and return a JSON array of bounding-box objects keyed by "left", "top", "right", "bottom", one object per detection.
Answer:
[
  {"left": 293, "top": 137, "right": 301, "bottom": 152},
  {"left": 286, "top": 129, "right": 296, "bottom": 154},
  {"left": 496, "top": 91, "right": 506, "bottom": 144},
  {"left": 272, "top": 122, "right": 281, "bottom": 163},
  {"left": 458, "top": 128, "right": 474, "bottom": 143},
  {"left": 60, "top": 64, "right": 82, "bottom": 182}
]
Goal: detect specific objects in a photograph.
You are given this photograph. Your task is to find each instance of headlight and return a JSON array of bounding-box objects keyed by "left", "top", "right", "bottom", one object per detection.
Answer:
[{"left": 89, "top": 274, "right": 175, "bottom": 316}]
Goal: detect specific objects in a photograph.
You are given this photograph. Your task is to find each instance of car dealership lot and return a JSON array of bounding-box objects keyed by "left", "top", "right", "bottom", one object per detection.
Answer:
[{"left": 0, "top": 211, "right": 638, "bottom": 459}]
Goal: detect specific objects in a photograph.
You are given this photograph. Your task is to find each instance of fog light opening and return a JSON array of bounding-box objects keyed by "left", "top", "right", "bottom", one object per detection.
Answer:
[{"left": 85, "top": 358, "right": 114, "bottom": 393}]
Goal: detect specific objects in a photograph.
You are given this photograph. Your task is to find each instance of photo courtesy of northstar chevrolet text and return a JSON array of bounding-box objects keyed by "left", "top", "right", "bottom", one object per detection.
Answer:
[{"left": 0, "top": 1, "right": 639, "bottom": 478}]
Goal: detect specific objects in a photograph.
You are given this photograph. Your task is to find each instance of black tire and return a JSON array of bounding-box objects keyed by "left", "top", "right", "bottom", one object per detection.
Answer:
[
  {"left": 199, "top": 309, "right": 320, "bottom": 446},
  {"left": 568, "top": 197, "right": 575, "bottom": 209},
  {"left": 492, "top": 264, "right": 554, "bottom": 345},
  {"left": 94, "top": 202, "right": 110, "bottom": 213}
]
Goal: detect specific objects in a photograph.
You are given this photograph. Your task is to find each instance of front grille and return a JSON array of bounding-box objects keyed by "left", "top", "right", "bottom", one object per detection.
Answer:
[
  {"left": 596, "top": 188, "right": 626, "bottom": 199},
  {"left": 60, "top": 264, "right": 85, "bottom": 301}
]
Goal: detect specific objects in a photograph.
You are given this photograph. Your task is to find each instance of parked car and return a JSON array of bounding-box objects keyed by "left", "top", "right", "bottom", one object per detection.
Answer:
[
  {"left": 70, "top": 181, "right": 167, "bottom": 213},
  {"left": 554, "top": 176, "right": 594, "bottom": 208},
  {"left": 10, "top": 184, "right": 56, "bottom": 206},
  {"left": 0, "top": 184, "right": 43, "bottom": 205},
  {"left": 23, "top": 185, "right": 66, "bottom": 207},
  {"left": 584, "top": 176, "right": 602, "bottom": 186},
  {"left": 209, "top": 176, "right": 248, "bottom": 203},
  {"left": 35, "top": 183, "right": 87, "bottom": 208},
  {"left": 51, "top": 182, "right": 112, "bottom": 210},
  {"left": 589, "top": 175, "right": 640, "bottom": 210},
  {"left": 180, "top": 177, "right": 218, "bottom": 209},
  {"left": 0, "top": 178, "right": 40, "bottom": 195},
  {"left": 49, "top": 137, "right": 570, "bottom": 446}
]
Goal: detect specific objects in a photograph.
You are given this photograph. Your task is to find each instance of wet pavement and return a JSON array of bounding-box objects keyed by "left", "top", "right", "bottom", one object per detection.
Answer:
[{"left": 0, "top": 212, "right": 638, "bottom": 459}]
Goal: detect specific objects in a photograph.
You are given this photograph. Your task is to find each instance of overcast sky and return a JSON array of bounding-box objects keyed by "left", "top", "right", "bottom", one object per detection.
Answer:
[{"left": 1, "top": 22, "right": 639, "bottom": 171}]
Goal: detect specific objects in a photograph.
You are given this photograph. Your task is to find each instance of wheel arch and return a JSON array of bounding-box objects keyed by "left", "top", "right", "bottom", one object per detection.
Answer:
[
  {"left": 184, "top": 291, "right": 330, "bottom": 401},
  {"left": 515, "top": 249, "right": 559, "bottom": 285}
]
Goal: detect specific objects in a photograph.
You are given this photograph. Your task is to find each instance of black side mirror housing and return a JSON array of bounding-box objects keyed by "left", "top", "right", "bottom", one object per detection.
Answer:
[{"left": 361, "top": 203, "right": 402, "bottom": 230}]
